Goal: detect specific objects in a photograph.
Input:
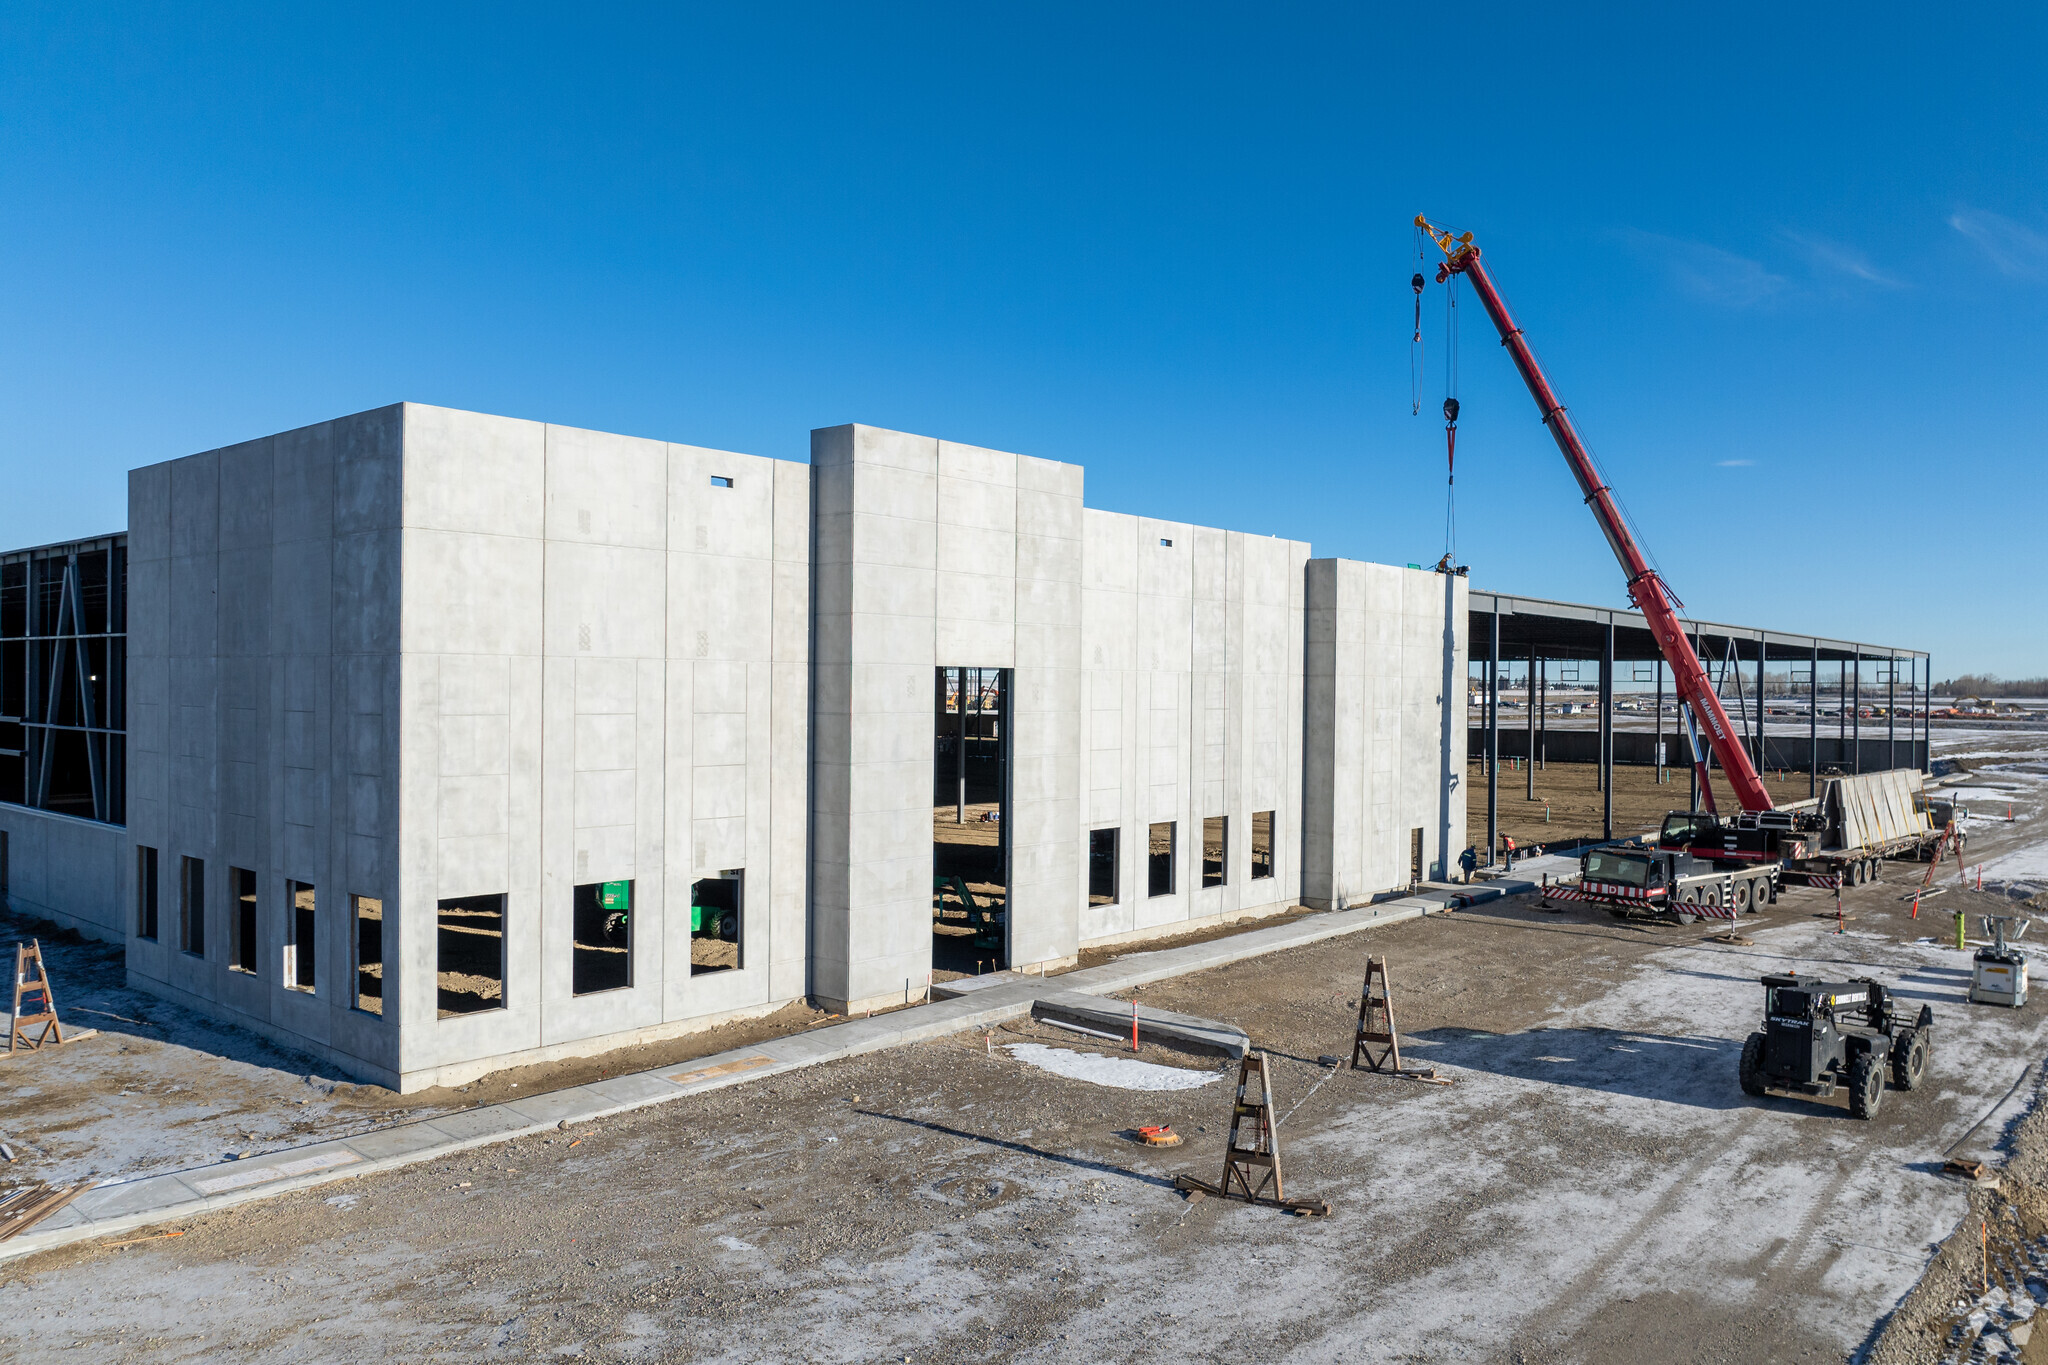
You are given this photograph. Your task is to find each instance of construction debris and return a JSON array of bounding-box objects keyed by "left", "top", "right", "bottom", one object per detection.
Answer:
[
  {"left": 8, "top": 939, "right": 65, "bottom": 1054},
  {"left": 0, "top": 1182, "right": 92, "bottom": 1242},
  {"left": 1173, "top": 1052, "right": 1330, "bottom": 1216}
]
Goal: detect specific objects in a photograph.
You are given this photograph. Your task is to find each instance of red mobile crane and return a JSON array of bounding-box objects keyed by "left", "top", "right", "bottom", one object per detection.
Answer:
[{"left": 1414, "top": 216, "right": 1774, "bottom": 816}]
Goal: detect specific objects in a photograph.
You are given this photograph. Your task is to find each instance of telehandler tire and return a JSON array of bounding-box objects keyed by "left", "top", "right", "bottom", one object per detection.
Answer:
[
  {"left": 1891, "top": 1028, "right": 1930, "bottom": 1090},
  {"left": 1847, "top": 1051, "right": 1885, "bottom": 1119},
  {"left": 1739, "top": 1032, "right": 1768, "bottom": 1097}
]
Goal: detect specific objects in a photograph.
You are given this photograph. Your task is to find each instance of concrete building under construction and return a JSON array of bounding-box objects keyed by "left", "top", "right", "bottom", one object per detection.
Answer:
[{"left": 0, "top": 405, "right": 1466, "bottom": 1090}]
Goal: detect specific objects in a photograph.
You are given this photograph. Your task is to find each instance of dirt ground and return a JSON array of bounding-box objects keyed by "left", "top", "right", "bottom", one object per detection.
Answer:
[
  {"left": 0, "top": 916, "right": 834, "bottom": 1189},
  {"left": 1467, "top": 756, "right": 1843, "bottom": 854},
  {"left": 5, "top": 859, "right": 2044, "bottom": 1363}
]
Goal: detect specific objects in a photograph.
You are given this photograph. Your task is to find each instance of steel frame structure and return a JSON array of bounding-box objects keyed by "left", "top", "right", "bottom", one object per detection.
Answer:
[{"left": 0, "top": 535, "right": 126, "bottom": 825}]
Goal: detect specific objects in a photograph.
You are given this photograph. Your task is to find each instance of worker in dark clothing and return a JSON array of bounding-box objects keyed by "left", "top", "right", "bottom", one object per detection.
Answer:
[{"left": 1459, "top": 846, "right": 1478, "bottom": 884}]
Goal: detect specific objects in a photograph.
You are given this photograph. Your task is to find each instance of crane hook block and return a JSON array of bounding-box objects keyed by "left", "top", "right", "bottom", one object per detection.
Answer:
[
  {"left": 1443, "top": 397, "right": 1460, "bottom": 424},
  {"left": 1411, "top": 272, "right": 1425, "bottom": 295}
]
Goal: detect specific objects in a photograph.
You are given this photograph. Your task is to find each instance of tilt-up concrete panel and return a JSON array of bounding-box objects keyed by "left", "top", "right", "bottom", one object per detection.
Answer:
[
  {"left": 809, "top": 425, "right": 1084, "bottom": 1014},
  {"left": 1077, "top": 513, "right": 1307, "bottom": 948},
  {"left": 1301, "top": 559, "right": 1468, "bottom": 910}
]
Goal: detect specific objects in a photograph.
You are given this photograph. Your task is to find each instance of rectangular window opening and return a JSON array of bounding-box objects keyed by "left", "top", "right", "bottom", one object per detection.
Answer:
[
  {"left": 1148, "top": 821, "right": 1176, "bottom": 898},
  {"left": 230, "top": 867, "right": 258, "bottom": 974},
  {"left": 352, "top": 895, "right": 384, "bottom": 1015},
  {"left": 1411, "top": 827, "right": 1426, "bottom": 885},
  {"left": 692, "top": 873, "right": 743, "bottom": 975},
  {"left": 710, "top": 475, "right": 733, "bottom": 488},
  {"left": 286, "top": 880, "right": 317, "bottom": 992},
  {"left": 1087, "top": 828, "right": 1118, "bottom": 906},
  {"left": 1252, "top": 811, "right": 1275, "bottom": 880},
  {"left": 1158, "top": 538, "right": 1173, "bottom": 548},
  {"left": 573, "top": 879, "right": 633, "bottom": 994},
  {"left": 179, "top": 856, "right": 205, "bottom": 957},
  {"left": 136, "top": 845, "right": 159, "bottom": 940},
  {"left": 1202, "top": 816, "right": 1227, "bottom": 888},
  {"left": 437, "top": 893, "right": 505, "bottom": 1016}
]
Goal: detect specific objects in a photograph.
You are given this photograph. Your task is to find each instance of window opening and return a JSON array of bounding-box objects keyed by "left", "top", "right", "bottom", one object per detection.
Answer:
[
  {"left": 574, "top": 879, "right": 633, "bottom": 993},
  {"left": 691, "top": 873, "right": 742, "bottom": 975},
  {"left": 1087, "top": 827, "right": 1119, "bottom": 906},
  {"left": 179, "top": 856, "right": 205, "bottom": 957},
  {"left": 352, "top": 895, "right": 384, "bottom": 1014},
  {"left": 287, "top": 880, "right": 317, "bottom": 991},
  {"left": 1251, "top": 811, "right": 1275, "bottom": 880},
  {"left": 136, "top": 845, "right": 159, "bottom": 939},
  {"left": 932, "top": 667, "right": 1009, "bottom": 976},
  {"left": 1411, "top": 827, "right": 1425, "bottom": 885},
  {"left": 437, "top": 893, "right": 505, "bottom": 1015},
  {"left": 1148, "top": 822, "right": 1176, "bottom": 897},
  {"left": 1158, "top": 538, "right": 1173, "bottom": 548},
  {"left": 230, "top": 867, "right": 258, "bottom": 973},
  {"left": 1201, "top": 816, "right": 1227, "bottom": 888},
  {"left": 710, "top": 475, "right": 733, "bottom": 488}
]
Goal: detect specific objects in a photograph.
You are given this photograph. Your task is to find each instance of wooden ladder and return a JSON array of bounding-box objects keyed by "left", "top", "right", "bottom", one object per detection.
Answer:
[
  {"left": 1351, "top": 956, "right": 1401, "bottom": 1072},
  {"left": 9, "top": 939, "right": 63, "bottom": 1054}
]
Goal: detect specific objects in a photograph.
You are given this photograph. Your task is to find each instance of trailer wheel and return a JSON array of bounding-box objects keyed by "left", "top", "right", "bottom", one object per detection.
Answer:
[
  {"left": 1891, "top": 1028, "right": 1929, "bottom": 1090},
  {"left": 1847, "top": 1051, "right": 1885, "bottom": 1119},
  {"left": 1869, "top": 858, "right": 1883, "bottom": 883},
  {"left": 1739, "top": 1033, "right": 1768, "bottom": 1097},
  {"left": 1732, "top": 880, "right": 1753, "bottom": 913}
]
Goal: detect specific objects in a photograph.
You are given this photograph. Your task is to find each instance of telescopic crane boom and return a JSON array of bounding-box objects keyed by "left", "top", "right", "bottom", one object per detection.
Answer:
[{"left": 1416, "top": 216, "right": 1774, "bottom": 814}]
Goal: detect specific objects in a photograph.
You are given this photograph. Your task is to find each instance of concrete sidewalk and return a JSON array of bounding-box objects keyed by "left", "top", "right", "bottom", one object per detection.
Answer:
[{"left": 1, "top": 884, "right": 1528, "bottom": 1262}]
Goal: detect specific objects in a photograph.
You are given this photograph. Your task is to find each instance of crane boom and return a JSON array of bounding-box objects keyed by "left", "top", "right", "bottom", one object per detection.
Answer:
[{"left": 1417, "top": 217, "right": 1775, "bottom": 814}]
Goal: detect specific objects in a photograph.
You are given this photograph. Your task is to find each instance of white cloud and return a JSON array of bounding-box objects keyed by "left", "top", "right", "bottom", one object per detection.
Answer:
[
  {"left": 1778, "top": 230, "right": 1904, "bottom": 288},
  {"left": 1619, "top": 229, "right": 1786, "bottom": 308},
  {"left": 1949, "top": 208, "right": 2048, "bottom": 281}
]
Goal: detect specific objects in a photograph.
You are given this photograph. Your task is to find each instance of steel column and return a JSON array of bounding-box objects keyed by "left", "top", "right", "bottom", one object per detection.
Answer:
[
  {"left": 1601, "top": 623, "right": 1615, "bottom": 841},
  {"left": 1808, "top": 642, "right": 1819, "bottom": 798},
  {"left": 1887, "top": 653, "right": 1897, "bottom": 771},
  {"left": 1852, "top": 654, "right": 1862, "bottom": 774},
  {"left": 1526, "top": 647, "right": 1536, "bottom": 801},
  {"left": 1487, "top": 612, "right": 1499, "bottom": 863}
]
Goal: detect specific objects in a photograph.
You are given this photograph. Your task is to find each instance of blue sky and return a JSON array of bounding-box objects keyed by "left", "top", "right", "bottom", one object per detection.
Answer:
[{"left": 3, "top": 4, "right": 2043, "bottom": 676}]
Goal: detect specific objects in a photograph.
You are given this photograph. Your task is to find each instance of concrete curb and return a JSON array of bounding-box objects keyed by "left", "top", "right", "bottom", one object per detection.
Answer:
[{"left": 0, "top": 891, "right": 1479, "bottom": 1262}]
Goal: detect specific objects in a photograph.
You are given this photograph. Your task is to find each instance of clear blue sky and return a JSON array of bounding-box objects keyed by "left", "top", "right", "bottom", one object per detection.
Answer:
[{"left": 3, "top": 4, "right": 2042, "bottom": 677}]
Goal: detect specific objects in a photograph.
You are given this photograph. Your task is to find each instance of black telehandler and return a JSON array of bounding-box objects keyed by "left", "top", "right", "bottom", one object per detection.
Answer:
[{"left": 1738, "top": 973, "right": 1933, "bottom": 1119}]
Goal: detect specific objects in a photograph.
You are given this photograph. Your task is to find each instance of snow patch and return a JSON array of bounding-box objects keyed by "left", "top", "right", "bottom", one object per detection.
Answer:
[{"left": 1004, "top": 1043, "right": 1221, "bottom": 1091}]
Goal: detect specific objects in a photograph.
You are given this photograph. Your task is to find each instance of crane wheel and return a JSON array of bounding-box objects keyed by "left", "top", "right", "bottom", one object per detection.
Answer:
[
  {"left": 1739, "top": 1033, "right": 1768, "bottom": 1097},
  {"left": 1733, "top": 881, "right": 1753, "bottom": 913},
  {"left": 1847, "top": 1051, "right": 1885, "bottom": 1120},
  {"left": 1891, "top": 1028, "right": 1929, "bottom": 1091}
]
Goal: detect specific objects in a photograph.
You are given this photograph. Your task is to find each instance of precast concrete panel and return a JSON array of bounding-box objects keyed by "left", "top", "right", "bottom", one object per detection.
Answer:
[{"left": 1301, "top": 560, "right": 1467, "bottom": 909}]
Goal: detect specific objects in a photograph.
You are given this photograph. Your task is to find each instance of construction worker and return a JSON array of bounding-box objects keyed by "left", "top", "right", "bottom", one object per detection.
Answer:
[
  {"left": 1503, "top": 834, "right": 1517, "bottom": 873},
  {"left": 1459, "top": 846, "right": 1478, "bottom": 884}
]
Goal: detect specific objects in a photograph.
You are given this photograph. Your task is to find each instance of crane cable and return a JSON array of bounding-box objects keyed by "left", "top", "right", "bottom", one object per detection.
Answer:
[
  {"left": 1410, "top": 225, "right": 1426, "bottom": 416},
  {"left": 1442, "top": 268, "right": 1461, "bottom": 561}
]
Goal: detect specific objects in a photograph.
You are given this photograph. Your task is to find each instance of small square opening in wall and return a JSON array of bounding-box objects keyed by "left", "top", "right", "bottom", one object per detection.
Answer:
[
  {"left": 230, "top": 867, "right": 258, "bottom": 974},
  {"left": 1087, "top": 828, "right": 1119, "bottom": 906},
  {"left": 1159, "top": 538, "right": 1173, "bottom": 548},
  {"left": 1202, "top": 816, "right": 1227, "bottom": 888},
  {"left": 1148, "top": 822, "right": 1175, "bottom": 897},
  {"left": 437, "top": 894, "right": 505, "bottom": 1017},
  {"left": 691, "top": 872, "right": 742, "bottom": 975},
  {"left": 1251, "top": 811, "right": 1275, "bottom": 880},
  {"left": 286, "top": 881, "right": 316, "bottom": 991},
  {"left": 573, "top": 880, "right": 633, "bottom": 995},
  {"left": 711, "top": 475, "right": 733, "bottom": 488}
]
